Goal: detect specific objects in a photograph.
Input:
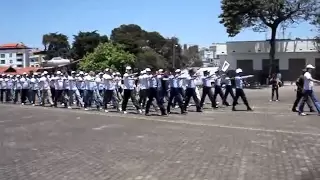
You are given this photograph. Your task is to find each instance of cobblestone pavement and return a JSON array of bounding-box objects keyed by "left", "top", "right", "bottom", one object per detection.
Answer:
[{"left": 0, "top": 86, "right": 320, "bottom": 180}]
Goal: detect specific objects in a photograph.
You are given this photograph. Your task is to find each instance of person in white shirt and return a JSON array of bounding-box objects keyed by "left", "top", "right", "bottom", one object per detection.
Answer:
[
  {"left": 94, "top": 72, "right": 104, "bottom": 104},
  {"left": 232, "top": 68, "right": 253, "bottom": 111},
  {"left": 13, "top": 75, "right": 22, "bottom": 104},
  {"left": 138, "top": 70, "right": 149, "bottom": 108},
  {"left": 102, "top": 69, "right": 120, "bottom": 112},
  {"left": 212, "top": 70, "right": 225, "bottom": 108},
  {"left": 84, "top": 71, "right": 101, "bottom": 110},
  {"left": 199, "top": 70, "right": 216, "bottom": 108},
  {"left": 49, "top": 74, "right": 56, "bottom": 102},
  {"left": 39, "top": 71, "right": 54, "bottom": 106},
  {"left": 222, "top": 71, "right": 236, "bottom": 106},
  {"left": 53, "top": 71, "right": 67, "bottom": 108},
  {"left": 122, "top": 66, "right": 141, "bottom": 114},
  {"left": 77, "top": 71, "right": 86, "bottom": 101},
  {"left": 29, "top": 72, "right": 41, "bottom": 105},
  {"left": 20, "top": 72, "right": 30, "bottom": 104},
  {"left": 67, "top": 71, "right": 84, "bottom": 108},
  {"left": 6, "top": 75, "right": 14, "bottom": 102},
  {"left": 298, "top": 64, "right": 320, "bottom": 116}
]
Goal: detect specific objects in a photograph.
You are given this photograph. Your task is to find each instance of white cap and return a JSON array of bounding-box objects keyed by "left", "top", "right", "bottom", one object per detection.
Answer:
[
  {"left": 112, "top": 72, "right": 116, "bottom": 76},
  {"left": 175, "top": 69, "right": 181, "bottom": 73},
  {"left": 43, "top": 71, "right": 48, "bottom": 74},
  {"left": 71, "top": 71, "right": 76, "bottom": 74},
  {"left": 23, "top": 72, "right": 27, "bottom": 75},
  {"left": 116, "top": 72, "right": 121, "bottom": 75},
  {"left": 56, "top": 71, "right": 61, "bottom": 74},
  {"left": 141, "top": 70, "right": 146, "bottom": 74},
  {"left": 105, "top": 68, "right": 109, "bottom": 71},
  {"left": 34, "top": 72, "right": 38, "bottom": 75},
  {"left": 1, "top": 74, "right": 5, "bottom": 76},
  {"left": 75, "top": 74, "right": 79, "bottom": 77},
  {"left": 9, "top": 74, "right": 13, "bottom": 77},
  {"left": 306, "top": 64, "right": 315, "bottom": 69},
  {"left": 158, "top": 69, "right": 163, "bottom": 72},
  {"left": 235, "top": 68, "right": 243, "bottom": 73},
  {"left": 84, "top": 73, "right": 88, "bottom": 76},
  {"left": 126, "top": 66, "right": 132, "bottom": 70},
  {"left": 16, "top": 75, "right": 20, "bottom": 77},
  {"left": 79, "top": 71, "right": 84, "bottom": 75},
  {"left": 145, "top": 68, "right": 151, "bottom": 72}
]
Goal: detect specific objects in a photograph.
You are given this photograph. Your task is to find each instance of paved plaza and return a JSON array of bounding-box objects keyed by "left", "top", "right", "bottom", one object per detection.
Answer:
[{"left": 0, "top": 86, "right": 320, "bottom": 180}]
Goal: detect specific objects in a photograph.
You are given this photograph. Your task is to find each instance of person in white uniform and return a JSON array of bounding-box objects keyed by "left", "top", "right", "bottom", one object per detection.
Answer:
[
  {"left": 39, "top": 71, "right": 54, "bottom": 106},
  {"left": 298, "top": 64, "right": 320, "bottom": 116}
]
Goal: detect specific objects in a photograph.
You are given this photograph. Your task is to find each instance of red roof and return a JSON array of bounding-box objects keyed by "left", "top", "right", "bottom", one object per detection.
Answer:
[
  {"left": 0, "top": 66, "right": 11, "bottom": 73},
  {"left": 15, "top": 67, "right": 39, "bottom": 74},
  {"left": 0, "top": 66, "right": 39, "bottom": 75},
  {"left": 0, "top": 43, "right": 29, "bottom": 49}
]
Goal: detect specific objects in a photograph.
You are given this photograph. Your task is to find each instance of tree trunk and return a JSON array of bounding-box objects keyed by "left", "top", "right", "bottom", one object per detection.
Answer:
[{"left": 268, "top": 27, "right": 277, "bottom": 78}]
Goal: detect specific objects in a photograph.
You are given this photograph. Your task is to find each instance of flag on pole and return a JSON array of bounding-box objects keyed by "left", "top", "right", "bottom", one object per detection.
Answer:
[{"left": 221, "top": 61, "right": 230, "bottom": 72}]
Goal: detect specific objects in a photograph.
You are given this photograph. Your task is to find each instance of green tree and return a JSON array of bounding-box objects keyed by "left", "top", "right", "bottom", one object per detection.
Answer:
[
  {"left": 110, "top": 24, "right": 147, "bottom": 55},
  {"left": 219, "top": 0, "right": 318, "bottom": 75},
  {"left": 72, "top": 31, "right": 108, "bottom": 60},
  {"left": 42, "top": 33, "right": 71, "bottom": 60},
  {"left": 136, "top": 48, "right": 167, "bottom": 70},
  {"left": 79, "top": 42, "right": 135, "bottom": 72}
]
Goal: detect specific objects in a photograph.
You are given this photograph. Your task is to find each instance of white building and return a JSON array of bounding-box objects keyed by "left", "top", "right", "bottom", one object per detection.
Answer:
[
  {"left": 0, "top": 43, "right": 31, "bottom": 68},
  {"left": 200, "top": 43, "right": 227, "bottom": 67},
  {"left": 226, "top": 39, "right": 320, "bottom": 81}
]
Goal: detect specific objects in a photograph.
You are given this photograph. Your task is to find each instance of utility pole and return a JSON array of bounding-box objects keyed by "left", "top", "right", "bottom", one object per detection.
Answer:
[{"left": 172, "top": 37, "right": 176, "bottom": 69}]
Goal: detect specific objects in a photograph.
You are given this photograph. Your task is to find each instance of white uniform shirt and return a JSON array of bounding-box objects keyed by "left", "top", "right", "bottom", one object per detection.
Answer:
[
  {"left": 39, "top": 76, "right": 50, "bottom": 90},
  {"left": 123, "top": 73, "right": 135, "bottom": 90},
  {"left": 303, "top": 72, "right": 314, "bottom": 90},
  {"left": 54, "top": 76, "right": 64, "bottom": 90},
  {"left": 84, "top": 75, "right": 95, "bottom": 90},
  {"left": 103, "top": 74, "right": 115, "bottom": 90},
  {"left": 139, "top": 74, "right": 149, "bottom": 90},
  {"left": 68, "top": 76, "right": 77, "bottom": 90}
]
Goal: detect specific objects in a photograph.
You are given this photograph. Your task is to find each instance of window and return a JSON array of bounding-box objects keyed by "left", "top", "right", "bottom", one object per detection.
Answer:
[
  {"left": 0, "top": 54, "right": 5, "bottom": 58},
  {"left": 17, "top": 65, "right": 23, "bottom": 67},
  {"left": 9, "top": 60, "right": 13, "bottom": 64},
  {"left": 9, "top": 53, "right": 12, "bottom": 57},
  {"left": 16, "top": 59, "right": 23, "bottom": 62},
  {"left": 0, "top": 60, "right": 5, "bottom": 64}
]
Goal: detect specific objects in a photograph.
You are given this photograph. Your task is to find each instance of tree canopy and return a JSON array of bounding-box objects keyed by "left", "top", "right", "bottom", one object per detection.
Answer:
[
  {"left": 79, "top": 42, "right": 135, "bottom": 72},
  {"left": 42, "top": 24, "right": 203, "bottom": 72},
  {"left": 42, "top": 33, "right": 70, "bottom": 60},
  {"left": 219, "top": 0, "right": 319, "bottom": 75},
  {"left": 71, "top": 31, "right": 108, "bottom": 60}
]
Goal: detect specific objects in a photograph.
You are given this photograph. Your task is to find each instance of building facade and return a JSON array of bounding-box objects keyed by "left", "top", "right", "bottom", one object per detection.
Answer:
[
  {"left": 200, "top": 43, "right": 227, "bottom": 67},
  {"left": 0, "top": 43, "right": 31, "bottom": 68},
  {"left": 226, "top": 39, "right": 320, "bottom": 81}
]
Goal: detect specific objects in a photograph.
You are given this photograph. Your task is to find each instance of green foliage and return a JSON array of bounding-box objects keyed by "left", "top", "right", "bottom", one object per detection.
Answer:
[
  {"left": 42, "top": 24, "right": 203, "bottom": 71},
  {"left": 79, "top": 42, "right": 135, "bottom": 72},
  {"left": 110, "top": 24, "right": 147, "bottom": 55},
  {"left": 72, "top": 31, "right": 108, "bottom": 60},
  {"left": 136, "top": 48, "right": 167, "bottom": 70},
  {"left": 219, "top": 0, "right": 318, "bottom": 37},
  {"left": 42, "top": 33, "right": 70, "bottom": 60}
]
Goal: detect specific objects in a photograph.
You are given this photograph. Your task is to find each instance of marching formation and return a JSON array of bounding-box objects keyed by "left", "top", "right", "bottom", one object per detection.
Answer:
[
  {"left": 0, "top": 64, "right": 319, "bottom": 116},
  {"left": 0, "top": 66, "right": 254, "bottom": 116}
]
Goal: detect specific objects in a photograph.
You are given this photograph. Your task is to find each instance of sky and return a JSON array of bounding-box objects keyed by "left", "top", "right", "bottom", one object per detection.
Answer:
[{"left": 1, "top": 0, "right": 317, "bottom": 49}]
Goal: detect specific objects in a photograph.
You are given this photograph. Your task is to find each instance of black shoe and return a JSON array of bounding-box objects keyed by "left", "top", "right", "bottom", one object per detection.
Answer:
[
  {"left": 232, "top": 107, "right": 236, "bottom": 111},
  {"left": 310, "top": 109, "right": 315, "bottom": 112},
  {"left": 247, "top": 107, "right": 253, "bottom": 111},
  {"left": 292, "top": 108, "right": 298, "bottom": 112}
]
